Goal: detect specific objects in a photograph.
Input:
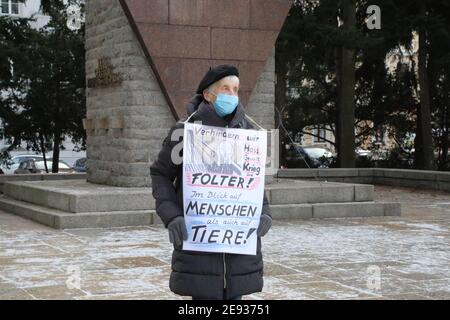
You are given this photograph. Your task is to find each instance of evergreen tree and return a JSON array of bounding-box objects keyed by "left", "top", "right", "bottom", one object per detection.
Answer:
[{"left": 0, "top": 0, "right": 85, "bottom": 172}]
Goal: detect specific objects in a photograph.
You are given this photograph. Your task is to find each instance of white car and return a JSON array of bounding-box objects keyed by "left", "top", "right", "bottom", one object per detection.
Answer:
[
  {"left": 0, "top": 155, "right": 44, "bottom": 175},
  {"left": 355, "top": 148, "right": 371, "bottom": 157},
  {"left": 14, "top": 159, "right": 74, "bottom": 174}
]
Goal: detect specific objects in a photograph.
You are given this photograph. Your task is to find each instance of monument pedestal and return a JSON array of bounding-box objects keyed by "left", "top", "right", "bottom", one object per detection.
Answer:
[
  {"left": 0, "top": 1, "right": 401, "bottom": 229},
  {"left": 0, "top": 178, "right": 400, "bottom": 229},
  {"left": 0, "top": 180, "right": 155, "bottom": 229}
]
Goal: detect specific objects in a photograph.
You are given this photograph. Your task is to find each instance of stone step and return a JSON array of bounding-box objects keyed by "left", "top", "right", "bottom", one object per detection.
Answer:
[
  {"left": 3, "top": 180, "right": 155, "bottom": 213},
  {"left": 266, "top": 179, "right": 374, "bottom": 204},
  {"left": 269, "top": 201, "right": 401, "bottom": 220},
  {"left": 3, "top": 179, "right": 373, "bottom": 215},
  {"left": 0, "top": 194, "right": 401, "bottom": 230},
  {"left": 0, "top": 195, "right": 154, "bottom": 229}
]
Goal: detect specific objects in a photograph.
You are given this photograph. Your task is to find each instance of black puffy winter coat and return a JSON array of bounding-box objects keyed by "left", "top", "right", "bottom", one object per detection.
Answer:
[{"left": 150, "top": 95, "right": 271, "bottom": 299}]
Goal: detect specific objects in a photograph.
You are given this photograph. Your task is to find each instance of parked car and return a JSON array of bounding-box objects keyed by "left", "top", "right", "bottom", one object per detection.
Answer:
[
  {"left": 284, "top": 145, "right": 334, "bottom": 168},
  {"left": 14, "top": 159, "right": 75, "bottom": 174},
  {"left": 0, "top": 155, "right": 44, "bottom": 175},
  {"left": 355, "top": 148, "right": 371, "bottom": 157},
  {"left": 73, "top": 157, "right": 87, "bottom": 172},
  {"left": 303, "top": 146, "right": 334, "bottom": 168}
]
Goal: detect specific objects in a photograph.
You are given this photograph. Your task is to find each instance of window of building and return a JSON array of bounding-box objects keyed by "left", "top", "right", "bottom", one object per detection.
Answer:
[
  {"left": 313, "top": 126, "right": 326, "bottom": 143},
  {"left": 1, "top": 0, "right": 19, "bottom": 15},
  {"left": 1, "top": 1, "right": 8, "bottom": 14}
]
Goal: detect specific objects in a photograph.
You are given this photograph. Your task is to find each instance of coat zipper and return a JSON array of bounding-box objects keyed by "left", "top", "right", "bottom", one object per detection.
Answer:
[{"left": 223, "top": 253, "right": 227, "bottom": 289}]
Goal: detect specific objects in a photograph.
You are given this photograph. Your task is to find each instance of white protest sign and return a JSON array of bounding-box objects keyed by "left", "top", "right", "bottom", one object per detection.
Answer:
[{"left": 182, "top": 122, "right": 267, "bottom": 255}]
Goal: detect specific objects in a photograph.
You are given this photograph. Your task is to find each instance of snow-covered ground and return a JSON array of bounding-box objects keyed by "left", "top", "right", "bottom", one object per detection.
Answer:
[{"left": 0, "top": 185, "right": 449, "bottom": 300}]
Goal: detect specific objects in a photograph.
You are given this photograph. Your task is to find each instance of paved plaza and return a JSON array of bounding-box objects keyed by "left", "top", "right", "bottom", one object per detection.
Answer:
[{"left": 0, "top": 185, "right": 449, "bottom": 300}]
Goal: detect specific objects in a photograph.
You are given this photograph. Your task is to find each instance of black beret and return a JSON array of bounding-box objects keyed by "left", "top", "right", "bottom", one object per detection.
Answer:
[{"left": 196, "top": 64, "right": 239, "bottom": 94}]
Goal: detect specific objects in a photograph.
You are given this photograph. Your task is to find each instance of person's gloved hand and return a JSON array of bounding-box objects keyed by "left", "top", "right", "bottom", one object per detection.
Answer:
[
  {"left": 257, "top": 214, "right": 272, "bottom": 237},
  {"left": 168, "top": 216, "right": 188, "bottom": 248}
]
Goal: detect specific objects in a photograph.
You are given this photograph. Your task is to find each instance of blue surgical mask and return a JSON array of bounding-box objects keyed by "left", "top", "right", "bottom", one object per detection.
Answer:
[{"left": 210, "top": 92, "right": 239, "bottom": 118}]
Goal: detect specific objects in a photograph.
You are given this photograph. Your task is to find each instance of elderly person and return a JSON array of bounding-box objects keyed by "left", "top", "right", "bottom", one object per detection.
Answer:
[{"left": 150, "top": 65, "right": 272, "bottom": 300}]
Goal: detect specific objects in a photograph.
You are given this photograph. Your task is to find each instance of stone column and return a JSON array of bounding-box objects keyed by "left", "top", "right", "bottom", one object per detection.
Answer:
[
  {"left": 85, "top": 0, "right": 174, "bottom": 187},
  {"left": 85, "top": 0, "right": 281, "bottom": 187},
  {"left": 247, "top": 48, "right": 276, "bottom": 130}
]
